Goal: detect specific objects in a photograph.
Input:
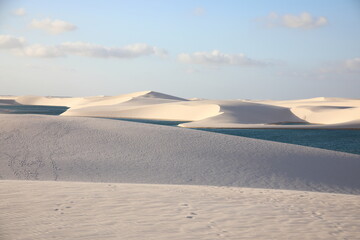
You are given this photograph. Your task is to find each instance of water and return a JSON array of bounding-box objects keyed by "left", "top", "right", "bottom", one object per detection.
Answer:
[
  {"left": 0, "top": 105, "right": 69, "bottom": 115},
  {"left": 105, "top": 118, "right": 359, "bottom": 155},
  {"left": 1, "top": 106, "right": 359, "bottom": 155},
  {"left": 197, "top": 128, "right": 360, "bottom": 155}
]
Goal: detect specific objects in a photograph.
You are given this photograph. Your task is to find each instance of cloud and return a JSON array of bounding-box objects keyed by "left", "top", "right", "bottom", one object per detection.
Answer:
[
  {"left": 178, "top": 50, "right": 266, "bottom": 67},
  {"left": 282, "top": 12, "right": 327, "bottom": 29},
  {"left": 30, "top": 18, "right": 77, "bottom": 34},
  {"left": 13, "top": 8, "right": 26, "bottom": 16},
  {"left": 262, "top": 12, "right": 328, "bottom": 29},
  {"left": 0, "top": 35, "right": 26, "bottom": 49},
  {"left": 59, "top": 42, "right": 167, "bottom": 58},
  {"left": 20, "top": 45, "right": 65, "bottom": 58},
  {"left": 0, "top": 35, "right": 167, "bottom": 59},
  {"left": 319, "top": 57, "right": 360, "bottom": 75}
]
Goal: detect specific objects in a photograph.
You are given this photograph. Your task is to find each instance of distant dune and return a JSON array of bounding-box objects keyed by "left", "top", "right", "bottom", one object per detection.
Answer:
[{"left": 2, "top": 91, "right": 359, "bottom": 128}]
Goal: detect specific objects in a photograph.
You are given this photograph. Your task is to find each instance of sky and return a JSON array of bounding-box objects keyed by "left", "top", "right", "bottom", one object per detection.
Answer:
[{"left": 0, "top": 0, "right": 359, "bottom": 99}]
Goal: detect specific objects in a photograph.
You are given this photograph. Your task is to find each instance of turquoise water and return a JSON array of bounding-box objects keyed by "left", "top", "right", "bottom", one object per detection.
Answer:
[
  {"left": 1, "top": 107, "right": 359, "bottom": 155},
  {"left": 197, "top": 128, "right": 360, "bottom": 155},
  {"left": 0, "top": 105, "right": 69, "bottom": 115},
  {"left": 107, "top": 118, "right": 359, "bottom": 155}
]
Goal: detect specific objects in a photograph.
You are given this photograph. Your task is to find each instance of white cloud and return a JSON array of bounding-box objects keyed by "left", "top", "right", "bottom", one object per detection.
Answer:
[
  {"left": 30, "top": 18, "right": 77, "bottom": 34},
  {"left": 0, "top": 35, "right": 166, "bottom": 59},
  {"left": 0, "top": 35, "right": 26, "bottom": 49},
  {"left": 20, "top": 45, "right": 65, "bottom": 58},
  {"left": 262, "top": 12, "right": 328, "bottom": 29},
  {"left": 59, "top": 42, "right": 167, "bottom": 58},
  {"left": 282, "top": 12, "right": 327, "bottom": 28},
  {"left": 178, "top": 50, "right": 265, "bottom": 67},
  {"left": 13, "top": 8, "right": 26, "bottom": 16}
]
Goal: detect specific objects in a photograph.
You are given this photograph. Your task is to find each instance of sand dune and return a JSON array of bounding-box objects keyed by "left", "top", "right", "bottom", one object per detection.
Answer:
[
  {"left": 255, "top": 97, "right": 360, "bottom": 125},
  {"left": 179, "top": 100, "right": 306, "bottom": 128},
  {"left": 1, "top": 104, "right": 360, "bottom": 239},
  {"left": 181, "top": 97, "right": 360, "bottom": 128},
  {"left": 290, "top": 105, "right": 360, "bottom": 124},
  {"left": 3, "top": 91, "right": 186, "bottom": 107},
  {"left": 62, "top": 99, "right": 221, "bottom": 121},
  {"left": 60, "top": 91, "right": 221, "bottom": 121},
  {"left": 1, "top": 180, "right": 359, "bottom": 240},
  {"left": 1, "top": 114, "right": 359, "bottom": 194},
  {"left": 1, "top": 91, "right": 359, "bottom": 128}
]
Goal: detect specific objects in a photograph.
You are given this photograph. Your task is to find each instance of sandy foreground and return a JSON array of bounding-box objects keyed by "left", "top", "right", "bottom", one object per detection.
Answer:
[{"left": 1, "top": 180, "right": 360, "bottom": 240}]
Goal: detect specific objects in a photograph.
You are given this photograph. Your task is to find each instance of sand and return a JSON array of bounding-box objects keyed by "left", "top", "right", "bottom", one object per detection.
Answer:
[
  {"left": 1, "top": 91, "right": 359, "bottom": 128},
  {"left": 1, "top": 180, "right": 360, "bottom": 240},
  {"left": 1, "top": 114, "right": 360, "bottom": 194},
  {"left": 1, "top": 91, "right": 360, "bottom": 239}
]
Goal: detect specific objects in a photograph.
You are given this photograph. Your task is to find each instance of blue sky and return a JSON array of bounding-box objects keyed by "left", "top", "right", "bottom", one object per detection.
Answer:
[{"left": 0, "top": 0, "right": 359, "bottom": 99}]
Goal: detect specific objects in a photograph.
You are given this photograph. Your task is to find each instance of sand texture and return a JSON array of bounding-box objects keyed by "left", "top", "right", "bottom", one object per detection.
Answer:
[{"left": 1, "top": 180, "right": 360, "bottom": 240}]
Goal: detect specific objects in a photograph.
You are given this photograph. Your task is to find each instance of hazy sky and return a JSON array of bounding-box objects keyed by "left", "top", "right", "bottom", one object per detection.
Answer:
[{"left": 0, "top": 0, "right": 359, "bottom": 99}]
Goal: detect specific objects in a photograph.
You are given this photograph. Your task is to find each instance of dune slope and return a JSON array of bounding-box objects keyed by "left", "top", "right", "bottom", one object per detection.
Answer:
[
  {"left": 1, "top": 114, "right": 359, "bottom": 194},
  {"left": 179, "top": 101, "right": 306, "bottom": 128}
]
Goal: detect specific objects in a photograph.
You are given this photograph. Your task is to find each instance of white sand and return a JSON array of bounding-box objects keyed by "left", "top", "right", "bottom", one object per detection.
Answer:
[
  {"left": 3, "top": 91, "right": 359, "bottom": 128},
  {"left": 1, "top": 180, "right": 360, "bottom": 240},
  {"left": 1, "top": 114, "right": 359, "bottom": 194},
  {"left": 1, "top": 92, "right": 360, "bottom": 239},
  {"left": 254, "top": 97, "right": 360, "bottom": 124}
]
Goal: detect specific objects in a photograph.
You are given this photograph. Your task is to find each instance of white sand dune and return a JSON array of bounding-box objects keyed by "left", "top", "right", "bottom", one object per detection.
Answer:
[
  {"left": 1, "top": 91, "right": 359, "bottom": 128},
  {"left": 2, "top": 91, "right": 187, "bottom": 108},
  {"left": 1, "top": 107, "right": 360, "bottom": 239},
  {"left": 63, "top": 100, "right": 221, "bottom": 121},
  {"left": 1, "top": 114, "right": 359, "bottom": 194},
  {"left": 60, "top": 91, "right": 221, "bottom": 121},
  {"left": 61, "top": 93, "right": 360, "bottom": 128},
  {"left": 290, "top": 105, "right": 360, "bottom": 124},
  {"left": 13, "top": 95, "right": 86, "bottom": 106},
  {"left": 1, "top": 180, "right": 359, "bottom": 240},
  {"left": 178, "top": 100, "right": 306, "bottom": 128},
  {"left": 255, "top": 97, "right": 360, "bottom": 125}
]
